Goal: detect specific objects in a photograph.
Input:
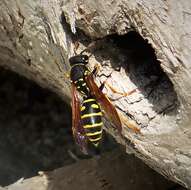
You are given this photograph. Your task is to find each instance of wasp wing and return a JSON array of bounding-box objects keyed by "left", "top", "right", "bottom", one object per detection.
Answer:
[
  {"left": 71, "top": 84, "right": 88, "bottom": 154},
  {"left": 85, "top": 74, "right": 122, "bottom": 133}
]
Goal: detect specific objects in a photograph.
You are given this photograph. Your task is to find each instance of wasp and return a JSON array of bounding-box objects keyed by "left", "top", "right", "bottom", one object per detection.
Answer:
[{"left": 69, "top": 54, "right": 122, "bottom": 154}]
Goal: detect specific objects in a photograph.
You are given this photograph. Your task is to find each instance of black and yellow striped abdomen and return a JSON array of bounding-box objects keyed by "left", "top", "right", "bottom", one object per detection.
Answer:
[{"left": 80, "top": 97, "right": 103, "bottom": 147}]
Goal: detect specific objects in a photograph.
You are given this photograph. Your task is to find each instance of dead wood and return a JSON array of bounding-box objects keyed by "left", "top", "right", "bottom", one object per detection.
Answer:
[{"left": 0, "top": 0, "right": 191, "bottom": 188}]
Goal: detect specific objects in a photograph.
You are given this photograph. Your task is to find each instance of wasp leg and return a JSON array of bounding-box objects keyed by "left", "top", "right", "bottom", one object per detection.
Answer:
[
  {"left": 91, "top": 64, "right": 101, "bottom": 76},
  {"left": 99, "top": 81, "right": 105, "bottom": 91},
  {"left": 119, "top": 113, "right": 141, "bottom": 133},
  {"left": 102, "top": 81, "right": 137, "bottom": 97},
  {"left": 98, "top": 81, "right": 140, "bottom": 133},
  {"left": 64, "top": 72, "right": 70, "bottom": 80},
  {"left": 96, "top": 79, "right": 140, "bottom": 133},
  {"left": 80, "top": 41, "right": 97, "bottom": 54},
  {"left": 107, "top": 82, "right": 137, "bottom": 97},
  {"left": 80, "top": 39, "right": 105, "bottom": 55}
]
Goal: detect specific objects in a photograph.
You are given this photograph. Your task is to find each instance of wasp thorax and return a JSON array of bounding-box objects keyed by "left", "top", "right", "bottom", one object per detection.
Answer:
[{"left": 69, "top": 55, "right": 89, "bottom": 66}]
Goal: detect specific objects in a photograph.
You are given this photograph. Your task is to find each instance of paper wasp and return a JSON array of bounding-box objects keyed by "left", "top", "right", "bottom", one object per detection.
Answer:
[{"left": 69, "top": 53, "right": 122, "bottom": 154}]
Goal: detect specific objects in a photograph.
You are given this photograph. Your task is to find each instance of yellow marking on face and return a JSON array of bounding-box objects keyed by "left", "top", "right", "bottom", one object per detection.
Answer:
[
  {"left": 83, "top": 122, "right": 103, "bottom": 129},
  {"left": 82, "top": 83, "right": 86, "bottom": 86},
  {"left": 81, "top": 112, "right": 102, "bottom": 119},
  {"left": 89, "top": 136, "right": 102, "bottom": 142},
  {"left": 93, "top": 142, "right": 99, "bottom": 147},
  {"left": 91, "top": 104, "right": 99, "bottom": 109},
  {"left": 77, "top": 86, "right": 80, "bottom": 89},
  {"left": 65, "top": 73, "right": 70, "bottom": 78},
  {"left": 86, "top": 130, "right": 102, "bottom": 137},
  {"left": 84, "top": 70, "right": 89, "bottom": 76},
  {"left": 83, "top": 98, "right": 96, "bottom": 103},
  {"left": 79, "top": 78, "right": 84, "bottom": 81},
  {"left": 81, "top": 106, "right": 86, "bottom": 111}
]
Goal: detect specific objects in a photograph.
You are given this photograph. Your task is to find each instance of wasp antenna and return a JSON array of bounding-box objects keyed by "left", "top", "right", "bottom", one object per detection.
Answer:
[
  {"left": 80, "top": 41, "right": 98, "bottom": 55},
  {"left": 80, "top": 48, "right": 88, "bottom": 55},
  {"left": 88, "top": 52, "right": 93, "bottom": 58}
]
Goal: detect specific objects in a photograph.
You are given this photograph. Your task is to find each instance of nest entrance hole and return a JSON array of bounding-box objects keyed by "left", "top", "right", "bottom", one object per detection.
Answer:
[
  {"left": 83, "top": 31, "right": 180, "bottom": 130},
  {"left": 109, "top": 31, "right": 179, "bottom": 114}
]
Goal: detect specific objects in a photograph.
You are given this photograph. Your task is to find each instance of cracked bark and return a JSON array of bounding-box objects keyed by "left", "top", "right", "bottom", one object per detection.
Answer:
[{"left": 0, "top": 0, "right": 191, "bottom": 189}]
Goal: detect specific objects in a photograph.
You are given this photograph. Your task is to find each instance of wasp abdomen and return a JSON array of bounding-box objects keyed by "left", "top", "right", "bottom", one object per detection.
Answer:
[{"left": 81, "top": 98, "right": 103, "bottom": 147}]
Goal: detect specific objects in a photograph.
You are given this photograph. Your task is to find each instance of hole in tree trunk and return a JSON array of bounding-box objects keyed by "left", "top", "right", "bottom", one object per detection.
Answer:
[
  {"left": 80, "top": 31, "right": 179, "bottom": 133},
  {"left": 109, "top": 31, "right": 180, "bottom": 133}
]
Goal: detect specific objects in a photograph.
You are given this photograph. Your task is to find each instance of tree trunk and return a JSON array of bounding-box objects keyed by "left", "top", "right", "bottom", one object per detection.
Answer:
[
  {"left": 0, "top": 0, "right": 191, "bottom": 188},
  {"left": 1, "top": 150, "right": 176, "bottom": 190}
]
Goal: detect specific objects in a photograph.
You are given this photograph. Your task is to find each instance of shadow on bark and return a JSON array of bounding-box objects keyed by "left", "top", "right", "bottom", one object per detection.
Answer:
[{"left": 0, "top": 68, "right": 185, "bottom": 190}]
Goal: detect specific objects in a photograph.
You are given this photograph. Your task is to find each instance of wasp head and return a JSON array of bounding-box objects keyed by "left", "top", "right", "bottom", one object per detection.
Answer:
[{"left": 69, "top": 55, "right": 89, "bottom": 66}]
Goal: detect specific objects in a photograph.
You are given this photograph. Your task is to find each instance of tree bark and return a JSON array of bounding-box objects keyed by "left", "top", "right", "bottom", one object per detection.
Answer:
[
  {"left": 0, "top": 0, "right": 191, "bottom": 188},
  {"left": 2, "top": 150, "right": 176, "bottom": 190}
]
